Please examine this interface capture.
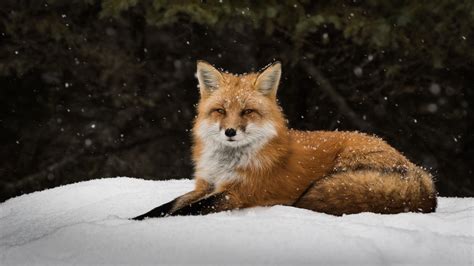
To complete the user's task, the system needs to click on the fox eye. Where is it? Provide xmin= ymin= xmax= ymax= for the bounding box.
xmin=242 ymin=109 xmax=254 ymax=115
xmin=214 ymin=108 xmax=225 ymax=114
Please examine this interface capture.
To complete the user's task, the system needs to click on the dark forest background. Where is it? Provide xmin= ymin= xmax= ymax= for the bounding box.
xmin=1 ymin=0 xmax=473 ymax=202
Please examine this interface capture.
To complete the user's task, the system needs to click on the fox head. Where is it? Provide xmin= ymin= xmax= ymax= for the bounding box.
xmin=194 ymin=61 xmax=286 ymax=148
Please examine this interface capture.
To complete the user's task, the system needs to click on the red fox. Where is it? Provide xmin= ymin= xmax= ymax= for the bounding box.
xmin=133 ymin=61 xmax=437 ymax=219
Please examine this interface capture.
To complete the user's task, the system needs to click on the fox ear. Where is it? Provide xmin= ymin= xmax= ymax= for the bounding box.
xmin=255 ymin=62 xmax=281 ymax=97
xmin=196 ymin=60 xmax=223 ymax=96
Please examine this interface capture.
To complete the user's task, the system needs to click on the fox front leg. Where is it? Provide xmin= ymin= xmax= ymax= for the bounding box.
xmin=132 ymin=179 xmax=212 ymax=220
xmin=132 ymin=190 xmax=208 ymax=220
xmin=132 ymin=199 xmax=175 ymax=220
xmin=170 ymin=192 xmax=236 ymax=216
xmin=132 ymin=192 xmax=230 ymax=219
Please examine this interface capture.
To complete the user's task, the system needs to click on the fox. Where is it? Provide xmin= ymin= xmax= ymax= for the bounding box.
xmin=133 ymin=60 xmax=437 ymax=220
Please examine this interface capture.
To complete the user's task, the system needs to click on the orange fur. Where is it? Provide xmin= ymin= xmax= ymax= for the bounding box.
xmin=134 ymin=61 xmax=437 ymax=220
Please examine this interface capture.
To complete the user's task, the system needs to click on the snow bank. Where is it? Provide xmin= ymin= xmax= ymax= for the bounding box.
xmin=0 ymin=177 xmax=473 ymax=265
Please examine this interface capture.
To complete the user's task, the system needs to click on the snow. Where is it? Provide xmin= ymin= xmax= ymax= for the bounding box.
xmin=1 ymin=178 xmax=473 ymax=265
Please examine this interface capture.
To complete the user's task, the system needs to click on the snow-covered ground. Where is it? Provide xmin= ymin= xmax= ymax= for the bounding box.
xmin=0 ymin=178 xmax=472 ymax=265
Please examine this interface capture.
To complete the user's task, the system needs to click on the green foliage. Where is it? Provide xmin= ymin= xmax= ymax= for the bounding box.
xmin=96 ymin=0 xmax=474 ymax=69
xmin=2 ymin=0 xmax=472 ymax=77
xmin=101 ymin=0 xmax=139 ymax=18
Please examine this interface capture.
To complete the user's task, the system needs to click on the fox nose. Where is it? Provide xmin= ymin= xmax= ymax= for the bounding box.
xmin=225 ymin=128 xmax=237 ymax=137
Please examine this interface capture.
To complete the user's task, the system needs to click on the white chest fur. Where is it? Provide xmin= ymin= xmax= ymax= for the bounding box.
xmin=195 ymin=143 xmax=257 ymax=185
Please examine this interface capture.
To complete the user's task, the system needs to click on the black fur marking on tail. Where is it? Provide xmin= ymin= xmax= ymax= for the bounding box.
xmin=292 ymin=180 xmax=317 ymax=207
